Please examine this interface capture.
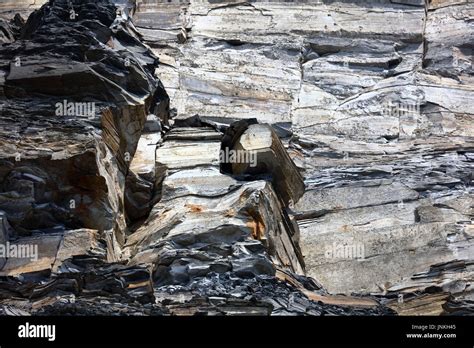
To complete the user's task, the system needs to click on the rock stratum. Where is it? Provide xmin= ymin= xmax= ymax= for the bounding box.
xmin=0 ymin=0 xmax=472 ymax=316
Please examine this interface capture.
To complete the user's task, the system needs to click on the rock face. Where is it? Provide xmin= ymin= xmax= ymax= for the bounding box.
xmin=0 ymin=0 xmax=169 ymax=254
xmin=0 ymin=0 xmax=472 ymax=316
xmin=0 ymin=0 xmax=399 ymax=316
xmin=129 ymin=0 xmax=473 ymax=309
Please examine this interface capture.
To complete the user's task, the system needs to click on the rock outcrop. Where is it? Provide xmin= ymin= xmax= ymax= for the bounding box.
xmin=0 ymin=0 xmax=400 ymax=316
xmin=129 ymin=0 xmax=473 ymax=312
xmin=0 ymin=0 xmax=168 ymax=254
xmin=0 ymin=0 xmax=472 ymax=316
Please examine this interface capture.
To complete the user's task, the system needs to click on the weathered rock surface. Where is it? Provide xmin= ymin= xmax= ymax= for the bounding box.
xmin=227 ymin=123 xmax=305 ymax=205
xmin=128 ymin=0 xmax=473 ymax=311
xmin=0 ymin=0 xmax=401 ymax=316
xmin=0 ymin=0 xmax=472 ymax=316
xmin=0 ymin=0 xmax=168 ymax=253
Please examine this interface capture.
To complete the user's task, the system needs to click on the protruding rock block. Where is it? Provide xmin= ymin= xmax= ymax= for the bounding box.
xmin=228 ymin=123 xmax=305 ymax=206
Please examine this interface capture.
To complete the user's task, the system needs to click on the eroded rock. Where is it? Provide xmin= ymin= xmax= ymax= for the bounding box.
xmin=0 ymin=0 xmax=471 ymax=316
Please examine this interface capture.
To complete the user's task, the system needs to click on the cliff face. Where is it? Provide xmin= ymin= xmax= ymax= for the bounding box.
xmin=133 ymin=0 xmax=473 ymax=303
xmin=0 ymin=0 xmax=472 ymax=316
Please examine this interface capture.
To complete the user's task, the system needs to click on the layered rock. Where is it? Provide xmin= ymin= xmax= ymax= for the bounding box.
xmin=125 ymin=126 xmax=305 ymax=280
xmin=126 ymin=0 xmax=473 ymax=309
xmin=124 ymin=117 xmax=163 ymax=223
xmin=0 ymin=0 xmax=168 ymax=275
xmin=0 ymin=0 xmax=168 ymax=257
xmin=0 ymin=0 xmax=472 ymax=316
xmin=0 ymin=0 xmax=398 ymax=316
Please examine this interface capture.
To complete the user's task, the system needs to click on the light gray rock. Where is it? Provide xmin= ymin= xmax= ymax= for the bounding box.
xmin=125 ymin=132 xmax=163 ymax=222
xmin=127 ymin=0 xmax=473 ymax=298
xmin=230 ymin=124 xmax=305 ymax=205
